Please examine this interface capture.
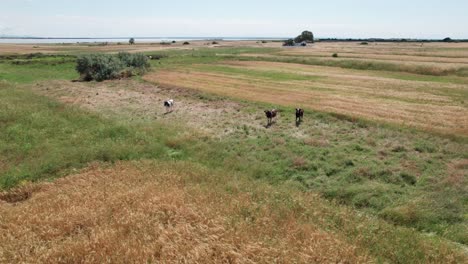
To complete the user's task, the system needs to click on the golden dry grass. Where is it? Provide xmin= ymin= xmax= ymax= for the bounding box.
xmin=145 ymin=62 xmax=468 ymax=136
xmin=0 ymin=161 xmax=372 ymax=263
xmin=280 ymin=42 xmax=468 ymax=59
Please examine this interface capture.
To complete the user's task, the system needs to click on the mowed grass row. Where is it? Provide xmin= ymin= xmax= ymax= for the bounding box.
xmin=148 ymin=67 xmax=468 ymax=136
xmin=237 ymin=53 xmax=468 ymax=77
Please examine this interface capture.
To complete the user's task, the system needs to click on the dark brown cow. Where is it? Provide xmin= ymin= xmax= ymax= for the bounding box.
xmin=264 ymin=109 xmax=277 ymax=125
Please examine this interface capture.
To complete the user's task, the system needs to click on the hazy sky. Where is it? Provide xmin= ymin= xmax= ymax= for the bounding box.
xmin=1 ymin=0 xmax=467 ymax=38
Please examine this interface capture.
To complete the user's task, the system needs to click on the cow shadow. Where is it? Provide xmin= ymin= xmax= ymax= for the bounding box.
xmin=295 ymin=119 xmax=303 ymax=127
xmin=265 ymin=120 xmax=277 ymax=128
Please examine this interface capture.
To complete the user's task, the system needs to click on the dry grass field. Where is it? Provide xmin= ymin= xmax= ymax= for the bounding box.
xmin=141 ymin=41 xmax=468 ymax=136
xmin=147 ymin=61 xmax=467 ymax=136
xmin=0 ymin=161 xmax=372 ymax=263
xmin=0 ymin=40 xmax=277 ymax=55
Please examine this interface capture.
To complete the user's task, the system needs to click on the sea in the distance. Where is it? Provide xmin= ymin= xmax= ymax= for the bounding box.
xmin=0 ymin=37 xmax=284 ymax=44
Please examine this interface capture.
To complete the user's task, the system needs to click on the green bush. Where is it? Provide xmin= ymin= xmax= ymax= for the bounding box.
xmin=76 ymin=54 xmax=123 ymax=81
xmin=283 ymin=39 xmax=295 ymax=46
xmin=76 ymin=53 xmax=150 ymax=82
xmin=117 ymin=52 xmax=151 ymax=73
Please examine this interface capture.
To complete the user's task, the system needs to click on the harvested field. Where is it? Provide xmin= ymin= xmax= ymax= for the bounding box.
xmin=145 ymin=61 xmax=468 ymax=136
xmin=279 ymin=42 xmax=468 ymax=59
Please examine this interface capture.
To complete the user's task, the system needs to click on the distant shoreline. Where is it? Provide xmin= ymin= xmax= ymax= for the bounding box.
xmin=0 ymin=37 xmax=286 ymax=44
xmin=1 ymin=36 xmax=467 ymax=44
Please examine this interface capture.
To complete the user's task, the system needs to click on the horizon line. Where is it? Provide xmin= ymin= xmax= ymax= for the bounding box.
xmin=1 ymin=36 xmax=465 ymax=40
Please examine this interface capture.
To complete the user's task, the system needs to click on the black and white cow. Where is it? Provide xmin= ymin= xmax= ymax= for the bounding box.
xmin=164 ymin=99 xmax=174 ymax=112
xmin=295 ymin=108 xmax=304 ymax=122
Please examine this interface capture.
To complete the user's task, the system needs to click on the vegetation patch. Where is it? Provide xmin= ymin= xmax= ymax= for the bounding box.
xmin=76 ymin=52 xmax=150 ymax=81
xmin=0 ymin=84 xmax=172 ymax=189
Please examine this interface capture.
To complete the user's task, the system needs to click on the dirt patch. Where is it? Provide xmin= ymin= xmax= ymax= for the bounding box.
xmin=0 ymin=185 xmax=40 ymax=203
xmin=31 ymin=79 xmax=279 ymax=137
xmin=445 ymin=159 xmax=468 ymax=188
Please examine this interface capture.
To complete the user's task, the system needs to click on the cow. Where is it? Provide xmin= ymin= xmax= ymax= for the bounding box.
xmin=264 ymin=109 xmax=277 ymax=126
xmin=164 ymin=99 xmax=174 ymax=113
xmin=295 ymin=108 xmax=304 ymax=122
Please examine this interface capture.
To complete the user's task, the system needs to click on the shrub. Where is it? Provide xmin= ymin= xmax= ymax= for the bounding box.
xmin=76 ymin=54 xmax=123 ymax=81
xmin=76 ymin=52 xmax=150 ymax=82
xmin=129 ymin=38 xmax=135 ymax=45
xmin=360 ymin=42 xmax=369 ymax=45
xmin=212 ymin=41 xmax=219 ymax=45
xmin=117 ymin=52 xmax=150 ymax=70
xmin=283 ymin=39 xmax=295 ymax=46
xmin=332 ymin=53 xmax=338 ymax=58
xmin=183 ymin=41 xmax=190 ymax=45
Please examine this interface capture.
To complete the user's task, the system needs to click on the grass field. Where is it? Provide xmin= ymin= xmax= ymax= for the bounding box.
xmin=0 ymin=41 xmax=467 ymax=262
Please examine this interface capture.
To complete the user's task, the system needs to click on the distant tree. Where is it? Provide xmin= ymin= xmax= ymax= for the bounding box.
xmin=283 ymin=39 xmax=295 ymax=46
xmin=294 ymin=30 xmax=314 ymax=43
xmin=443 ymin=37 xmax=452 ymax=42
xmin=129 ymin=38 xmax=135 ymax=45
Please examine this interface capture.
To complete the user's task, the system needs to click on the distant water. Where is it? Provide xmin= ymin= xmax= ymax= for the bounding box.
xmin=0 ymin=37 xmax=284 ymax=44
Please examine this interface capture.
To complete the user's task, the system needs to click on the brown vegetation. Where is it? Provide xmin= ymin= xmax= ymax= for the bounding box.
xmin=0 ymin=161 xmax=372 ymax=263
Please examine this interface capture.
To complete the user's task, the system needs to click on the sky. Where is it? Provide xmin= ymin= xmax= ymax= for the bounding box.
xmin=1 ymin=0 xmax=467 ymax=39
